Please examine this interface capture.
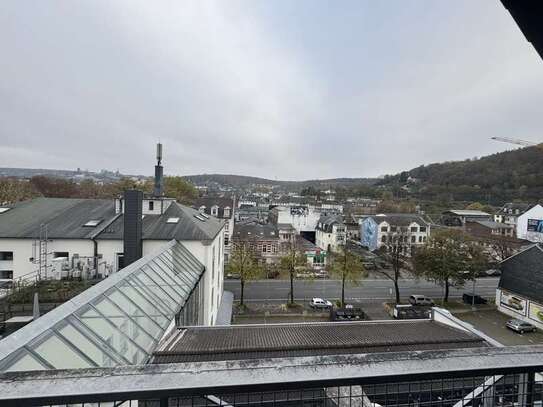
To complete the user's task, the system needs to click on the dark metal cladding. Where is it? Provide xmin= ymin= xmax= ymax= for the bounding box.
xmin=123 ymin=189 xmax=143 ymax=267
xmin=154 ymin=164 xmax=163 ymax=197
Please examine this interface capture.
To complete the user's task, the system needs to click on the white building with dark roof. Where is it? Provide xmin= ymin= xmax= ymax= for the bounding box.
xmin=193 ymin=196 xmax=235 ymax=263
xmin=360 ymin=213 xmax=429 ymax=252
xmin=315 ymin=214 xmax=346 ymax=253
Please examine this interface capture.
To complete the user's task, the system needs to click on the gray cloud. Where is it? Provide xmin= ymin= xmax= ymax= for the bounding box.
xmin=1 ymin=1 xmax=542 ymax=180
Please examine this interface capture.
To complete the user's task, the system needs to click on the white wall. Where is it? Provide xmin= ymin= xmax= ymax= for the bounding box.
xmin=0 ymin=238 xmax=96 ymax=279
xmin=517 ymin=205 xmax=543 ymax=242
xmin=275 ymin=207 xmax=322 ymax=233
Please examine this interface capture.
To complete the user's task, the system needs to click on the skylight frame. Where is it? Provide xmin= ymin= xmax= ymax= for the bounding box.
xmin=166 ymin=217 xmax=180 ymax=224
xmin=83 ymin=219 xmax=103 ymax=227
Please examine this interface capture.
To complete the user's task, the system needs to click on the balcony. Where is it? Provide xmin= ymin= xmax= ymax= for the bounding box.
xmin=1 ymin=346 xmax=543 ymax=406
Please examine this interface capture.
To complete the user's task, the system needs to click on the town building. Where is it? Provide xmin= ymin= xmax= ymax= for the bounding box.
xmin=465 ymin=220 xmax=515 ymax=238
xmin=193 ymin=196 xmax=235 ymax=263
xmin=0 ymin=145 xmax=225 ymax=326
xmin=232 ymin=222 xmax=279 ymax=265
xmin=494 ymin=202 xmax=533 ymax=230
xmin=360 ymin=213 xmax=430 ymax=252
xmin=441 ymin=210 xmax=493 ymax=227
xmin=496 ymin=244 xmax=543 ymax=329
xmin=315 ymin=214 xmax=346 ymax=253
xmin=514 ymin=204 xmax=543 ymax=242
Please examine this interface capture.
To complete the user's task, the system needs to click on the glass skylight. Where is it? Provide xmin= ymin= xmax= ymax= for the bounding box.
xmin=0 ymin=208 xmax=11 ymax=214
xmin=0 ymin=240 xmax=204 ymax=372
xmin=167 ymin=217 xmax=180 ymax=224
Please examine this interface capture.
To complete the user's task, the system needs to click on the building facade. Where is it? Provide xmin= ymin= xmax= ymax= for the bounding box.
xmin=315 ymin=215 xmax=346 ymax=253
xmin=360 ymin=214 xmax=429 ymax=253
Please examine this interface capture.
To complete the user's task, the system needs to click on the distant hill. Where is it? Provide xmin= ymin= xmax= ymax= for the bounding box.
xmin=379 ymin=146 xmax=543 ymax=204
xmin=184 ymin=173 xmax=378 ymax=190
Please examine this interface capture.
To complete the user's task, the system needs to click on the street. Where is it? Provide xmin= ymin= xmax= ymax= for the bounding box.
xmin=224 ymin=277 xmax=500 ymax=303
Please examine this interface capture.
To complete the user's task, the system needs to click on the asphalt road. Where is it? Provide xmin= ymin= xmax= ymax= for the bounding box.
xmin=224 ymin=277 xmax=500 ymax=303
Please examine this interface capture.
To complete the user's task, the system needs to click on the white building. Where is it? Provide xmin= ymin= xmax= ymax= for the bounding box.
xmin=0 ymin=195 xmax=225 ymax=326
xmin=269 ymin=206 xmax=324 ymax=234
xmin=193 ymin=196 xmax=235 ymax=263
xmin=315 ymin=215 xmax=346 ymax=253
xmin=360 ymin=213 xmax=430 ymax=252
xmin=494 ymin=202 xmax=533 ymax=231
xmin=515 ymin=204 xmax=543 ymax=242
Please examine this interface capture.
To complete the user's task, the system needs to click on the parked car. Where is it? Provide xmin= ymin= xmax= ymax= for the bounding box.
xmin=393 ymin=304 xmax=431 ymax=320
xmin=506 ymin=319 xmax=537 ymax=334
xmin=408 ymin=295 xmax=434 ymax=306
xmin=310 ymin=297 xmax=333 ymax=309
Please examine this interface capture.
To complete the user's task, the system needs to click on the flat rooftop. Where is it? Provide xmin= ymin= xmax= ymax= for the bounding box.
xmin=152 ymin=320 xmax=487 ymax=363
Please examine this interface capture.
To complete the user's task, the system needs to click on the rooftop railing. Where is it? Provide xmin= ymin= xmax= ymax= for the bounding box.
xmin=1 ymin=345 xmax=543 ymax=406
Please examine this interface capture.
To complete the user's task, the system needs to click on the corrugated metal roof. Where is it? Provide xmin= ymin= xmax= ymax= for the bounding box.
xmin=152 ymin=320 xmax=487 ymax=363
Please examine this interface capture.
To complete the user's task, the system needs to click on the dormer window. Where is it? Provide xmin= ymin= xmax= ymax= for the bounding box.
xmin=224 ymin=207 xmax=231 ymax=218
xmin=211 ymin=205 xmax=219 ymax=216
xmin=199 ymin=205 xmax=206 ymax=214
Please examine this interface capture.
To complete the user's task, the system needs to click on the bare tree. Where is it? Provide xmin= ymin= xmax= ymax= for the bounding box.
xmin=227 ymin=242 xmax=261 ymax=307
xmin=375 ymin=231 xmax=412 ymax=304
xmin=328 ymin=244 xmax=366 ymax=307
xmin=279 ymin=238 xmax=308 ymax=306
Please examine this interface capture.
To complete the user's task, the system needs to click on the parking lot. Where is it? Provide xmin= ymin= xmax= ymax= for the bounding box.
xmin=456 ymin=309 xmax=543 ymax=345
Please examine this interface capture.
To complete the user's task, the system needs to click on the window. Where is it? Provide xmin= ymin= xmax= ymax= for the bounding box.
xmin=381 ymin=226 xmax=388 ymax=232
xmin=390 ymin=226 xmax=397 ymax=232
xmin=83 ymin=219 xmax=102 ymax=227
xmin=224 ymin=207 xmax=231 ymax=218
xmin=410 ymin=226 xmax=418 ymax=232
xmin=381 ymin=236 xmax=387 ymax=243
xmin=0 ymin=251 xmax=13 ymax=261
xmin=224 ymin=237 xmax=229 ymax=246
xmin=53 ymin=252 xmax=69 ymax=259
xmin=0 ymin=270 xmax=13 ymax=279
xmin=167 ymin=217 xmax=180 ymax=224
xmin=418 ymin=236 xmax=423 ymax=243
xmin=419 ymin=226 xmax=427 ymax=232
xmin=411 ymin=235 xmax=416 ymax=243
xmin=211 ymin=206 xmax=219 ymax=216
xmin=148 ymin=201 xmax=154 ymax=211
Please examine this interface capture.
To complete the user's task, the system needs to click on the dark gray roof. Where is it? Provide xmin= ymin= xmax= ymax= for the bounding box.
xmin=192 ymin=196 xmax=234 ymax=219
xmin=0 ymin=198 xmax=223 ymax=242
xmin=499 ymin=244 xmax=543 ymax=303
xmin=316 ymin=214 xmax=343 ymax=232
xmin=497 ymin=202 xmax=533 ymax=215
xmin=368 ymin=213 xmax=429 ymax=227
xmin=233 ymin=223 xmax=277 ymax=240
xmin=97 ymin=202 xmax=223 ymax=241
xmin=0 ymin=198 xmax=116 ymax=239
xmin=151 ymin=320 xmax=487 ymax=363
xmin=474 ymin=220 xmax=513 ymax=229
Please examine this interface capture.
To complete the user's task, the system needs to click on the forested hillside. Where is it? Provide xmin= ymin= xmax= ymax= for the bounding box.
xmin=380 ymin=147 xmax=543 ymax=203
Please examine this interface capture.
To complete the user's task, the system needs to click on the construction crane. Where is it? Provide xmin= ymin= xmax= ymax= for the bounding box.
xmin=491 ymin=137 xmax=540 ymax=147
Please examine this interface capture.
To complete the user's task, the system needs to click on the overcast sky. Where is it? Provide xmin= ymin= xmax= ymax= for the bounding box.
xmin=1 ymin=1 xmax=543 ymax=180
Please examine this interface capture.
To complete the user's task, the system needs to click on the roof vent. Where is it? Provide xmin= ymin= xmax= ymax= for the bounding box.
xmin=0 ymin=208 xmax=10 ymax=214
xmin=194 ymin=215 xmax=206 ymax=222
xmin=83 ymin=219 xmax=102 ymax=227
xmin=167 ymin=217 xmax=180 ymax=224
